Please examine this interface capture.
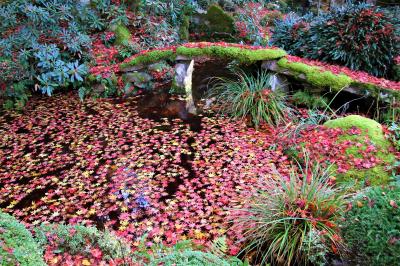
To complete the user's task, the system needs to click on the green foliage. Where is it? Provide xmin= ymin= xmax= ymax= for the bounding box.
xmin=1 ymin=81 xmax=31 ymax=110
xmin=277 ymin=58 xmax=353 ymax=91
xmin=324 ymin=115 xmax=396 ymax=186
xmin=291 ymin=90 xmax=328 ymax=109
xmin=394 ymin=64 xmax=400 ymax=81
xmin=342 ymin=185 xmax=400 ymax=265
xmin=389 ymin=122 xmax=400 ymax=151
xmin=0 ymin=211 xmax=45 ymax=266
xmin=34 ymin=223 xmax=131 ymax=261
xmin=179 ymin=14 xmax=190 ymax=41
xmin=209 ymin=71 xmax=290 ymax=127
xmin=230 ymin=157 xmax=345 ymax=265
xmin=133 ymin=236 xmax=246 ymax=266
xmin=273 ymin=3 xmax=399 ymax=77
xmin=0 ymin=0 xmax=122 ymax=108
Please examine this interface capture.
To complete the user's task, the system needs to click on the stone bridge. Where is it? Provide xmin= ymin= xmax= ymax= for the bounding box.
xmin=119 ymin=42 xmax=400 ymax=113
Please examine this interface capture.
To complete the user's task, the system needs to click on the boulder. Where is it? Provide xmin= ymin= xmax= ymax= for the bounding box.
xmin=324 ymin=115 xmax=396 ymax=186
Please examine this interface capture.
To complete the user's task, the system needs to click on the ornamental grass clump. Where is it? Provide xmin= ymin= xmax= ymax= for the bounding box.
xmin=209 ymin=71 xmax=289 ymax=128
xmin=230 ymin=158 xmax=345 ymax=265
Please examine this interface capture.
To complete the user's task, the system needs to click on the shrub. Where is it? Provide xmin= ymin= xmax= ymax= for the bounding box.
xmin=133 ymin=237 xmax=247 ymax=266
xmin=342 ymin=186 xmax=400 ymax=265
xmin=34 ymin=223 xmax=131 ymax=263
xmin=0 ymin=0 xmax=131 ymax=108
xmin=273 ymin=3 xmax=398 ymax=77
xmin=230 ymin=158 xmax=345 ymax=265
xmin=235 ymin=3 xmax=272 ymax=45
xmin=209 ymin=71 xmax=290 ymax=128
xmin=0 ymin=211 xmax=45 ymax=266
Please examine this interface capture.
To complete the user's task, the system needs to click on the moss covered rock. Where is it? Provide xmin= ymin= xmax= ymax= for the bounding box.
xmin=114 ymin=24 xmax=132 ymax=45
xmin=324 ymin=115 xmax=396 ymax=186
xmin=190 ymin=4 xmax=235 ymax=41
xmin=205 ymin=5 xmax=235 ymax=34
xmin=277 ymin=58 xmax=353 ymax=91
xmin=0 ymin=211 xmax=45 ymax=265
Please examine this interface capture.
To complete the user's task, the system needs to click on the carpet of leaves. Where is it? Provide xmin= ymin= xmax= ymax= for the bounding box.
xmin=0 ymin=93 xmax=292 ymax=250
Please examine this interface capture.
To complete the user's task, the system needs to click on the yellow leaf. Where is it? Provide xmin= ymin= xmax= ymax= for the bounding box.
xmin=82 ymin=259 xmax=91 ymax=266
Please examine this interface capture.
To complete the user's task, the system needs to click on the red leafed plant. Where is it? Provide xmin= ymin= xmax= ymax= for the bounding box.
xmin=229 ymin=153 xmax=345 ymax=266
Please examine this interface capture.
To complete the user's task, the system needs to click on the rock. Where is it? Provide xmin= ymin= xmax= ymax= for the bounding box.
xmin=120 ymin=64 xmax=146 ymax=73
xmin=148 ymin=61 xmax=169 ymax=72
xmin=324 ymin=115 xmax=396 ymax=186
xmin=184 ymin=60 xmax=197 ymax=115
xmin=174 ymin=63 xmax=190 ymax=89
xmin=190 ymin=4 xmax=235 ymax=41
xmin=176 ymin=55 xmax=192 ymax=61
xmin=122 ymin=72 xmax=153 ymax=90
xmin=270 ymin=74 xmax=289 ymax=93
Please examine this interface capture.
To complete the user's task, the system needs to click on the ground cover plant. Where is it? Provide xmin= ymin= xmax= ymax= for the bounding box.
xmin=1 ymin=0 xmax=400 ymax=265
xmin=342 ymin=185 xmax=400 ymax=265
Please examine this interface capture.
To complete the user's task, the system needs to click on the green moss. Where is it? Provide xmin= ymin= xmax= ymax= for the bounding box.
xmin=121 ymin=46 xmax=286 ymax=70
xmin=325 ymin=115 xmax=390 ymax=148
xmin=0 ymin=211 xmax=46 ymax=266
xmin=277 ymin=58 xmax=353 ymax=91
xmin=324 ymin=115 xmax=396 ymax=186
xmin=120 ymin=50 xmax=175 ymax=69
xmin=176 ymin=46 xmax=286 ymax=63
xmin=114 ymin=24 xmax=132 ymax=45
xmin=205 ymin=5 xmax=235 ymax=34
xmin=307 ymin=71 xmax=352 ymax=91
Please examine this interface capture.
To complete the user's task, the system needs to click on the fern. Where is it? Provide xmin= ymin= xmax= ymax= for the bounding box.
xmin=210 ymin=236 xmax=228 ymax=258
xmin=150 ymin=250 xmax=231 ymax=266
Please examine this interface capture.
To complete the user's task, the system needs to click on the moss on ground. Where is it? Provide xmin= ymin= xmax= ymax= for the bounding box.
xmin=114 ymin=24 xmax=132 ymax=45
xmin=0 ymin=211 xmax=46 ymax=266
xmin=324 ymin=115 xmax=396 ymax=186
xmin=277 ymin=58 xmax=353 ymax=91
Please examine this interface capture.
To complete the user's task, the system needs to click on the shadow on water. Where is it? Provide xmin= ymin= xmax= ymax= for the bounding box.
xmin=136 ymin=91 xmax=203 ymax=132
xmin=13 ymin=185 xmax=57 ymax=210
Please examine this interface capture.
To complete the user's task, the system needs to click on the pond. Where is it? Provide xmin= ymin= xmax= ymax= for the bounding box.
xmin=0 ymin=92 xmax=290 ymax=245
